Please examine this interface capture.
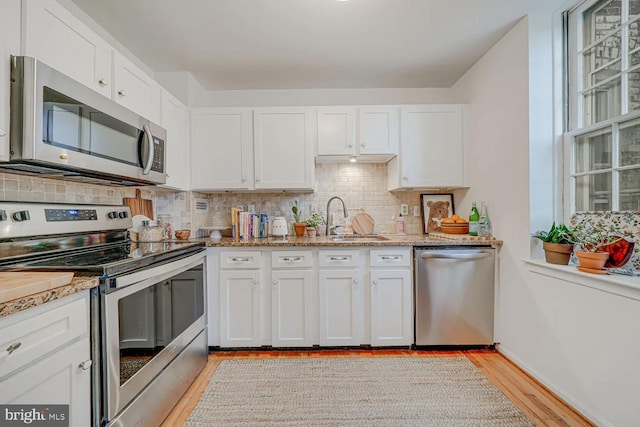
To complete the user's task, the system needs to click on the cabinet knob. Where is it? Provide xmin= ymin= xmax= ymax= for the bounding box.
xmin=372 ymin=280 xmax=378 ymax=286
xmin=242 ymin=177 xmax=246 ymax=182
xmin=353 ymin=279 xmax=359 ymax=285
xmin=98 ymin=78 xmax=108 ymax=86
xmin=255 ymin=177 xmax=260 ymax=182
xmin=402 ymin=176 xmax=408 ymax=181
xmin=347 ymin=144 xmax=353 ymax=148
xmin=79 ymin=360 xmax=93 ymax=370
xmin=118 ymin=90 xmax=126 ymax=97
xmin=60 ymin=153 xmax=68 ymax=160
xmin=0 ymin=128 xmax=5 ymax=137
xmin=253 ymin=279 xmax=258 ymax=285
xmin=361 ymin=143 xmax=366 ymax=148
xmin=6 ymin=342 xmax=21 ymax=355
xmin=272 ymin=280 xmax=278 ymax=286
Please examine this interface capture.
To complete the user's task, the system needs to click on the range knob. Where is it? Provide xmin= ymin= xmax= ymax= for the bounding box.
xmin=107 ymin=211 xmax=119 ymax=219
xmin=0 ymin=210 xmax=6 ymax=221
xmin=12 ymin=210 xmax=30 ymax=222
xmin=118 ymin=211 xmax=129 ymax=219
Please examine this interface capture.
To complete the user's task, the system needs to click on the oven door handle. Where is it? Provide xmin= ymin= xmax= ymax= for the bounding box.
xmin=112 ymin=250 xmax=205 ymax=289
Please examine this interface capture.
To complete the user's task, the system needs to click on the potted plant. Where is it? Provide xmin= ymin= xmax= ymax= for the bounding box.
xmin=305 ymin=211 xmax=325 ymax=238
xmin=531 ymin=222 xmax=575 ymax=265
xmin=291 ymin=200 xmax=307 ymax=237
xmin=570 ymin=221 xmax=632 ymax=272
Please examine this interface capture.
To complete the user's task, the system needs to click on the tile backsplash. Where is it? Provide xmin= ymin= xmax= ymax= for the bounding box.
xmin=0 ymin=164 xmax=452 ymax=236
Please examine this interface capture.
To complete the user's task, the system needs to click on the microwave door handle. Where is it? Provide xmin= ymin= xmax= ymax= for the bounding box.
xmin=142 ymin=125 xmax=154 ymax=175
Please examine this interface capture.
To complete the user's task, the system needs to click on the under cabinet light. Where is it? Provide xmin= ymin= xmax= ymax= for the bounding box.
xmin=349 ymin=156 xmax=357 ymax=163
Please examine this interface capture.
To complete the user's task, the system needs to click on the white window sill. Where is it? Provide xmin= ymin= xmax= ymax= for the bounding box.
xmin=523 ymin=259 xmax=640 ymax=302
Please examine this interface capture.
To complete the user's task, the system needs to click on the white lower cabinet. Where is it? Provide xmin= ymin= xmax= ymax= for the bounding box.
xmin=212 ymin=247 xmax=413 ymax=348
xmin=318 ymin=249 xmax=364 ymax=346
xmin=218 ymin=251 xmax=262 ymax=347
xmin=369 ymin=249 xmax=413 ymax=346
xmin=271 ymin=251 xmax=314 ymax=347
xmin=0 ymin=291 xmax=91 ymax=427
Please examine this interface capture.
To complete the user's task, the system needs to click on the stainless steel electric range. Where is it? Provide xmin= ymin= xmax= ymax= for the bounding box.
xmin=0 ymin=202 xmax=208 ymax=427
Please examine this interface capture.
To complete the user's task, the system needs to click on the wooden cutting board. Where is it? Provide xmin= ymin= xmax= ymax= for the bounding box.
xmin=123 ymin=189 xmax=154 ymax=220
xmin=352 ymin=212 xmax=375 ymax=235
xmin=0 ymin=272 xmax=75 ymax=303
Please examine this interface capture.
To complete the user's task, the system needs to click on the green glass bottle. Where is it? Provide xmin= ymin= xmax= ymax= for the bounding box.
xmin=468 ymin=202 xmax=480 ymax=236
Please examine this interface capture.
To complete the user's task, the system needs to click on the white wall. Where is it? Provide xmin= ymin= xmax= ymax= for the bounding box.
xmin=451 ymin=15 xmax=640 ymax=427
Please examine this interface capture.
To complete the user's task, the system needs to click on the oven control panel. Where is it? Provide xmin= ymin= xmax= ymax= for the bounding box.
xmin=45 ymin=209 xmax=98 ymax=222
xmin=0 ymin=203 xmax=133 ymax=239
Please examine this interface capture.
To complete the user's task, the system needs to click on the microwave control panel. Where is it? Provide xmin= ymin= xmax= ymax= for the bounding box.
xmin=152 ymin=138 xmax=165 ymax=173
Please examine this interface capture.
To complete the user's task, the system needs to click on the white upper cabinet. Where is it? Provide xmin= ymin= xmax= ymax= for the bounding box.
xmin=191 ymin=108 xmax=254 ymax=191
xmin=317 ymin=107 xmax=357 ymax=156
xmin=316 ymin=106 xmax=398 ymax=162
xmin=253 ymin=107 xmax=315 ymax=191
xmin=160 ymin=90 xmax=190 ymax=190
xmin=358 ymin=106 xmax=398 ymax=157
xmin=23 ymin=0 xmax=112 ymax=97
xmin=113 ymin=52 xmax=161 ymax=124
xmin=388 ymin=105 xmax=466 ymax=190
xmin=0 ymin=0 xmax=20 ymax=162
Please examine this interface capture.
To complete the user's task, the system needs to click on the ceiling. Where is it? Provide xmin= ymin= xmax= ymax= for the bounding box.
xmin=68 ymin=0 xmax=563 ymax=91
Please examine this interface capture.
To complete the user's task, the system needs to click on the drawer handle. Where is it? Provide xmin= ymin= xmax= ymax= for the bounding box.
xmin=230 ymin=257 xmax=251 ymax=262
xmin=330 ymin=256 xmax=349 ymax=261
xmin=282 ymin=257 xmax=302 ymax=262
xmin=380 ymin=256 xmax=400 ymax=260
xmin=6 ymin=342 xmax=21 ymax=355
xmin=79 ymin=360 xmax=92 ymax=370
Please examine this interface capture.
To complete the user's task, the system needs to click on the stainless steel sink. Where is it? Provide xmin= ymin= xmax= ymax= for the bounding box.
xmin=328 ymin=235 xmax=389 ymax=242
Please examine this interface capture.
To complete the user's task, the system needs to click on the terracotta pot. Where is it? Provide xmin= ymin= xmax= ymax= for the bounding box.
xmin=575 ymin=250 xmax=609 ymax=270
xmin=542 ymin=242 xmax=573 ymax=265
xmin=293 ymin=222 xmax=307 ymax=237
xmin=306 ymin=227 xmax=317 ymax=237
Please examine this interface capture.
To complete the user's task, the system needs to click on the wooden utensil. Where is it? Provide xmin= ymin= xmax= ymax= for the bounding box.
xmin=123 ymin=189 xmax=154 ymax=220
xmin=352 ymin=212 xmax=375 ymax=235
xmin=0 ymin=272 xmax=74 ymax=303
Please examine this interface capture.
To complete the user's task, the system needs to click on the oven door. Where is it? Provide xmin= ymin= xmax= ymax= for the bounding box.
xmin=102 ymin=250 xmax=206 ymax=421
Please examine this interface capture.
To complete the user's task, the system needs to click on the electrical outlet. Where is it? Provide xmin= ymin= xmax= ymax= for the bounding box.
xmin=236 ymin=205 xmax=244 ymax=211
xmin=248 ymin=204 xmax=256 ymax=213
xmin=413 ymin=206 xmax=421 ymax=217
xmin=400 ymin=204 xmax=409 ymax=216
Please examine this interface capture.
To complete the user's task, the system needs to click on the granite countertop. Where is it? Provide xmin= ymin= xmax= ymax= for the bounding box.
xmin=0 ymin=275 xmax=99 ymax=318
xmin=201 ymin=233 xmax=503 ymax=247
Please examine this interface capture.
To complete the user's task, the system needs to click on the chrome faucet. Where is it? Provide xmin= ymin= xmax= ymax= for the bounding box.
xmin=326 ymin=196 xmax=348 ymax=236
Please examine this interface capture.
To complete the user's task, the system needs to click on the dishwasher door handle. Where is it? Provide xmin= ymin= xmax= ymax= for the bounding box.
xmin=420 ymin=252 xmax=493 ymax=260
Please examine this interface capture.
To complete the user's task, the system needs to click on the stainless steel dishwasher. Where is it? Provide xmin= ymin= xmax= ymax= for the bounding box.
xmin=414 ymin=246 xmax=495 ymax=346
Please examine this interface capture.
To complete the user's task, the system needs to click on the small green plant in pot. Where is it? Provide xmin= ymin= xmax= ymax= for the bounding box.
xmin=305 ymin=211 xmax=325 ymax=237
xmin=531 ymin=222 xmax=575 ymax=265
xmin=291 ymin=200 xmax=307 ymax=237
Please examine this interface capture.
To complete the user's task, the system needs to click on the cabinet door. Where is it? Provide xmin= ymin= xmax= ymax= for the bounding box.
xmin=358 ymin=106 xmax=398 ymax=155
xmin=254 ymin=108 xmax=315 ymax=190
xmin=0 ymin=338 xmax=91 ymax=427
xmin=318 ymin=269 xmax=363 ymax=346
xmin=271 ymin=269 xmax=314 ymax=347
xmin=191 ymin=108 xmax=254 ymax=190
xmin=317 ymin=107 xmax=356 ymax=156
xmin=23 ymin=0 xmax=111 ymax=97
xmin=370 ymin=269 xmax=412 ymax=346
xmin=0 ymin=0 xmax=20 ymax=161
xmin=219 ymin=270 xmax=261 ymax=347
xmin=113 ymin=52 xmax=161 ymax=123
xmin=399 ymin=105 xmax=464 ymax=187
xmin=161 ymin=90 xmax=191 ymax=190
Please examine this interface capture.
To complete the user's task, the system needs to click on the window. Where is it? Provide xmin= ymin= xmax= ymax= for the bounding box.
xmin=567 ymin=0 xmax=640 ymax=211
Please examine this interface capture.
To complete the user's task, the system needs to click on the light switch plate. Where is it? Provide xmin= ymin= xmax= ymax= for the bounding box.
xmin=413 ymin=206 xmax=421 ymax=217
xmin=400 ymin=204 xmax=409 ymax=216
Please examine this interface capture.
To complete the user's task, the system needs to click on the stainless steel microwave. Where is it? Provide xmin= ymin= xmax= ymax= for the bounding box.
xmin=5 ymin=56 xmax=166 ymax=186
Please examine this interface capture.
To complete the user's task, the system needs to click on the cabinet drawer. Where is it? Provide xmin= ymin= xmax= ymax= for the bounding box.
xmin=271 ymin=251 xmax=313 ymax=268
xmin=319 ymin=250 xmax=361 ymax=268
xmin=0 ymin=292 xmax=88 ymax=379
xmin=220 ymin=251 xmax=261 ymax=269
xmin=370 ymin=248 xmax=411 ymax=267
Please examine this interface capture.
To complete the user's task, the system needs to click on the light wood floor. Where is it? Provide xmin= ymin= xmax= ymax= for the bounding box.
xmin=161 ymin=349 xmax=593 ymax=427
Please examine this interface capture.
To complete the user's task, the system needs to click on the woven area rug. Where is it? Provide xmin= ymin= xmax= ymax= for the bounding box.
xmin=185 ymin=357 xmax=534 ymax=426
